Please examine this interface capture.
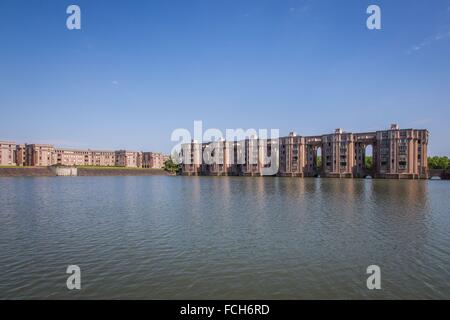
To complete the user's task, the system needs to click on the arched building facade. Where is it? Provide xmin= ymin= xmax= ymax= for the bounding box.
xmin=181 ymin=124 xmax=429 ymax=179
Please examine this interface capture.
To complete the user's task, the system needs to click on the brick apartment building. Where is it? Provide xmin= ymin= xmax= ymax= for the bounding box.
xmin=0 ymin=141 xmax=16 ymax=166
xmin=0 ymin=142 xmax=168 ymax=169
xmin=142 ymin=152 xmax=168 ymax=169
xmin=181 ymin=125 xmax=429 ymax=179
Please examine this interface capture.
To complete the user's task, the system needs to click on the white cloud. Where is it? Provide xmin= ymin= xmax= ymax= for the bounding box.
xmin=407 ymin=29 xmax=450 ymax=54
xmin=435 ymin=30 xmax=450 ymax=40
xmin=112 ymin=80 xmax=119 ymax=85
xmin=289 ymin=0 xmax=312 ymax=14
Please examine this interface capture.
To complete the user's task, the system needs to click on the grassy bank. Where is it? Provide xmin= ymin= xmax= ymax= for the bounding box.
xmin=0 ymin=165 xmax=35 ymax=168
xmin=0 ymin=167 xmax=54 ymax=177
xmin=77 ymin=167 xmax=169 ymax=176
xmin=0 ymin=166 xmax=170 ymax=177
xmin=76 ymin=165 xmax=157 ymax=170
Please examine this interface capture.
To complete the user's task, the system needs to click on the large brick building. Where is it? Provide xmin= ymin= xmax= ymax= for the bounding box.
xmin=25 ymin=144 xmax=54 ymax=167
xmin=0 ymin=141 xmax=16 ymax=166
xmin=181 ymin=125 xmax=429 ymax=179
xmin=0 ymin=141 xmax=168 ymax=169
xmin=142 ymin=152 xmax=168 ymax=169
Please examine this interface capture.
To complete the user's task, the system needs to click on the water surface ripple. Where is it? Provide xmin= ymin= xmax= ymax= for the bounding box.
xmin=0 ymin=177 xmax=449 ymax=299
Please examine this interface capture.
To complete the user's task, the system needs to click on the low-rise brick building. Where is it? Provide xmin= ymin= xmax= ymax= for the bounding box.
xmin=0 ymin=141 xmax=167 ymax=169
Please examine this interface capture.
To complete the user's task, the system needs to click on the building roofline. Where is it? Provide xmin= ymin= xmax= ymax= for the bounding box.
xmin=54 ymin=148 xmax=116 ymax=153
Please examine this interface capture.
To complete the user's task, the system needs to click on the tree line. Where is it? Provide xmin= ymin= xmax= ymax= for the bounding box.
xmin=428 ymin=156 xmax=449 ymax=170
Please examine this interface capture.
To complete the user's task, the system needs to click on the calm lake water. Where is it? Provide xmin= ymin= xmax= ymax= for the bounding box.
xmin=0 ymin=176 xmax=449 ymax=299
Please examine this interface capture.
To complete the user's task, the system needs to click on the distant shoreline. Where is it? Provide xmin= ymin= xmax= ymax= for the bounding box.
xmin=0 ymin=167 xmax=170 ymax=177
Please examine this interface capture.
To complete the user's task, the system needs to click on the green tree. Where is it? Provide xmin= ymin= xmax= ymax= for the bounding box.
xmin=439 ymin=156 xmax=449 ymax=169
xmin=428 ymin=156 xmax=449 ymax=169
xmin=365 ymin=156 xmax=373 ymax=170
xmin=428 ymin=156 xmax=438 ymax=169
xmin=316 ymin=155 xmax=322 ymax=168
xmin=163 ymin=157 xmax=181 ymax=174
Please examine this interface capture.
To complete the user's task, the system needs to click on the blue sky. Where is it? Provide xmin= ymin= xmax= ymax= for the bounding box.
xmin=0 ymin=0 xmax=449 ymax=155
